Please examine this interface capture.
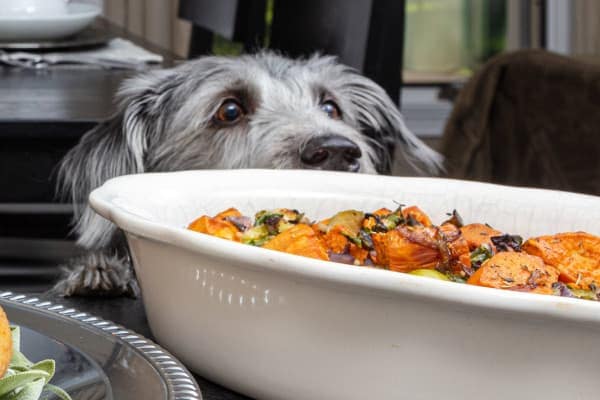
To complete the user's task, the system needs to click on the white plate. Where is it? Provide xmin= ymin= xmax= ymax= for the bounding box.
xmin=89 ymin=170 xmax=600 ymax=400
xmin=0 ymin=3 xmax=101 ymax=41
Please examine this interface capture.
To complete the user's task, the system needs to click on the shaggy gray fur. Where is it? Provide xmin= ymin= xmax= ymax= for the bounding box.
xmin=53 ymin=251 xmax=139 ymax=297
xmin=55 ymin=52 xmax=443 ymax=297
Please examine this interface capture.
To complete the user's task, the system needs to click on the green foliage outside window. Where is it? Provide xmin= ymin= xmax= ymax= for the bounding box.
xmin=212 ymin=0 xmax=274 ymax=55
xmin=211 ymin=0 xmax=506 ymax=77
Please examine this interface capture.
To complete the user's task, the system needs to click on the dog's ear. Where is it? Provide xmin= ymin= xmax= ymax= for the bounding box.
xmin=340 ymin=71 xmax=443 ymax=175
xmin=57 ymin=69 xmax=180 ymax=248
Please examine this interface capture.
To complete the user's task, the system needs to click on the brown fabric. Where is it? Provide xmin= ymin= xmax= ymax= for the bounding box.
xmin=441 ymin=49 xmax=600 ymax=196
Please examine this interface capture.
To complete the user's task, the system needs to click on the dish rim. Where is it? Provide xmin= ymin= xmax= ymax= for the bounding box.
xmin=89 ymin=169 xmax=600 ymax=325
xmin=0 ymin=3 xmax=101 ymax=22
xmin=0 ymin=291 xmax=203 ymax=400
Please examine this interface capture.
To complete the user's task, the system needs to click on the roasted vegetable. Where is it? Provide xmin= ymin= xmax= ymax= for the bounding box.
xmin=255 ymin=208 xmax=306 ymax=232
xmin=439 ymin=223 xmax=471 ymax=274
xmin=372 ymin=227 xmax=440 ymax=272
xmin=467 ymin=252 xmax=559 ymax=293
xmin=189 ymin=206 xmax=600 ymax=302
xmin=0 ymin=306 xmax=11 ymax=378
xmin=321 ymin=210 xmax=364 ymax=236
xmin=263 ymin=224 xmax=329 ymax=261
xmin=363 ymin=208 xmax=394 ymax=230
xmin=552 ymin=282 xmax=599 ymax=300
xmin=317 ymin=210 xmax=365 ymax=263
xmin=469 ymin=244 xmax=494 ymax=270
xmin=490 ymin=234 xmax=523 ymax=252
xmin=322 ymin=227 xmax=350 ymax=254
xmin=348 ymin=243 xmax=370 ymax=264
xmin=460 ymin=223 xmax=502 ymax=250
xmin=240 ymin=208 xmax=307 ymax=246
xmin=409 ymin=269 xmax=450 ymax=281
xmin=317 ymin=210 xmax=364 ymax=247
xmin=188 ymin=207 xmax=243 ymax=241
xmin=401 ymin=206 xmax=432 ymax=227
xmin=240 ymin=224 xmax=271 ymax=246
xmin=523 ymin=232 xmax=600 ymax=290
xmin=442 ymin=209 xmax=464 ymax=228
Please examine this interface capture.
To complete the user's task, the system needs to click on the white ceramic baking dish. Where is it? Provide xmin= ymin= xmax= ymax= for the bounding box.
xmin=90 ymin=169 xmax=600 ymax=400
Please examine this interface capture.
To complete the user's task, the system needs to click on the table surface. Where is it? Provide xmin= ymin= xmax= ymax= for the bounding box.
xmin=0 ymin=19 xmax=178 ymax=125
xmin=0 ymin=66 xmax=127 ymax=124
xmin=1 ymin=19 xmax=250 ymax=400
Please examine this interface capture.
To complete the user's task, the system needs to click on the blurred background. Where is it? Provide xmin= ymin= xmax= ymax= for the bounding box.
xmin=101 ymin=0 xmax=600 ymax=142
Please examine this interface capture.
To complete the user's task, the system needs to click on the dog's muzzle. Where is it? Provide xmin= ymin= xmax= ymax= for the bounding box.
xmin=300 ymin=134 xmax=362 ymax=172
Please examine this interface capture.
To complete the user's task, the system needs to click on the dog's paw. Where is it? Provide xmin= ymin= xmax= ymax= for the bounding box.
xmin=52 ymin=251 xmax=140 ymax=298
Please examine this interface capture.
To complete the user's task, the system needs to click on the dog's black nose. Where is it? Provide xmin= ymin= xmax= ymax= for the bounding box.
xmin=300 ymin=134 xmax=362 ymax=172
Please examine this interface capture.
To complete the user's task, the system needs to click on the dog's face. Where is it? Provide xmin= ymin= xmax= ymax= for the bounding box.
xmin=59 ymin=52 xmax=442 ymax=248
xmin=119 ymin=52 xmax=441 ymax=175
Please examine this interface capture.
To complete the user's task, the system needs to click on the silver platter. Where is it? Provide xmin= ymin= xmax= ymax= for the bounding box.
xmin=0 ymin=292 xmax=202 ymax=400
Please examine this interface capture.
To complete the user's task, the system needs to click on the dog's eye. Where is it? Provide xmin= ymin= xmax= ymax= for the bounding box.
xmin=215 ymin=100 xmax=244 ymax=123
xmin=320 ymin=100 xmax=342 ymax=120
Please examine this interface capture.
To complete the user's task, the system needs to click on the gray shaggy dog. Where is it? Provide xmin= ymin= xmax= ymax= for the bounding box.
xmin=54 ymin=51 xmax=442 ymax=297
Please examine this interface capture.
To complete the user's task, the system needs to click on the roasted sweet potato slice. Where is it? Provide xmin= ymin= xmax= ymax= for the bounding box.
xmin=523 ymin=232 xmax=600 ymax=289
xmin=440 ymin=223 xmax=471 ymax=273
xmin=322 ymin=227 xmax=352 ymax=255
xmin=467 ymin=252 xmax=559 ymax=293
xmin=440 ymin=224 xmax=469 ymax=256
xmin=349 ymin=243 xmax=370 ymax=264
xmin=319 ymin=210 xmax=364 ymax=251
xmin=214 ymin=207 xmax=243 ymax=219
xmin=372 ymin=208 xmax=393 ymax=217
xmin=0 ymin=306 xmax=11 ymax=378
xmin=372 ymin=227 xmax=440 ymax=272
xmin=460 ymin=223 xmax=502 ymax=250
xmin=317 ymin=210 xmax=366 ymax=260
xmin=263 ymin=223 xmax=329 ymax=261
xmin=188 ymin=207 xmax=243 ymax=241
xmin=401 ymin=206 xmax=432 ymax=227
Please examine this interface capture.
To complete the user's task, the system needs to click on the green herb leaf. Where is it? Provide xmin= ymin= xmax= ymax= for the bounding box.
xmin=470 ymin=244 xmax=493 ymax=270
xmin=44 ymin=384 xmax=72 ymax=400
xmin=27 ymin=361 xmax=54 ymax=385
xmin=409 ymin=269 xmax=450 ymax=281
xmin=0 ymin=377 xmax=45 ymax=400
xmin=10 ymin=327 xmax=21 ymax=354
xmin=254 ymin=211 xmax=283 ymax=226
xmin=0 ymin=327 xmax=72 ymax=400
xmin=0 ymin=371 xmax=50 ymax=397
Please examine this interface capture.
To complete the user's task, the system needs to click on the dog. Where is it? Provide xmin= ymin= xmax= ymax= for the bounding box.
xmin=53 ymin=51 xmax=443 ymax=297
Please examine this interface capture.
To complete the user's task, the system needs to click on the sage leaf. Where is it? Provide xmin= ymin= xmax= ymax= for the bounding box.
xmin=9 ymin=327 xmax=19 ymax=354
xmin=0 ymin=378 xmax=45 ymax=400
xmin=0 ymin=371 xmax=49 ymax=397
xmin=27 ymin=361 xmax=54 ymax=385
xmin=0 ymin=327 xmax=72 ymax=400
xmin=44 ymin=384 xmax=72 ymax=400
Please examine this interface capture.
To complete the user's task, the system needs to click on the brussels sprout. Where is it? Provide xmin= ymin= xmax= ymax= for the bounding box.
xmin=409 ymin=269 xmax=450 ymax=281
xmin=256 ymin=208 xmax=303 ymax=224
xmin=567 ymin=285 xmax=598 ymax=300
xmin=326 ymin=210 xmax=364 ymax=236
xmin=241 ymin=225 xmax=271 ymax=246
xmin=254 ymin=209 xmax=307 ymax=236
